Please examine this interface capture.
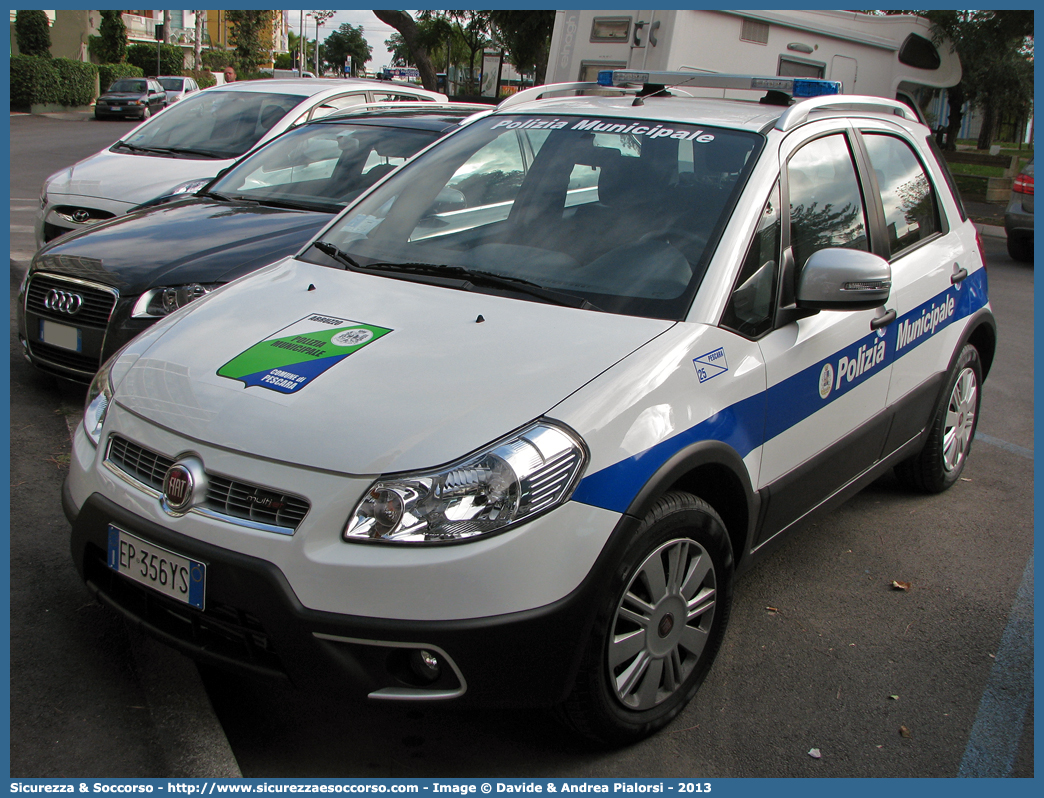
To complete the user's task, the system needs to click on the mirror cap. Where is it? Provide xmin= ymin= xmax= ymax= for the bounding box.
xmin=797 ymin=248 xmax=891 ymax=311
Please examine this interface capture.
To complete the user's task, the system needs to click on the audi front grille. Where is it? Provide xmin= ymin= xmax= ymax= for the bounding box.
xmin=25 ymin=273 xmax=117 ymax=330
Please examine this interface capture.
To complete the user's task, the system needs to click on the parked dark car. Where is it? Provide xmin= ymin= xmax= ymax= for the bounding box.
xmin=18 ymin=105 xmax=485 ymax=382
xmin=94 ymin=78 xmax=168 ymax=120
xmin=1004 ymin=158 xmax=1033 ymax=262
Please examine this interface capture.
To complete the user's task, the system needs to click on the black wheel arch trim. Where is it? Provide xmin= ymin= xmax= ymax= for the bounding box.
xmin=619 ymin=439 xmax=758 ymax=570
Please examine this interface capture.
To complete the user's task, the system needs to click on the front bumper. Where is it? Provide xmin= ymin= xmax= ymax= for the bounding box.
xmin=66 ymin=487 xmax=623 ymax=707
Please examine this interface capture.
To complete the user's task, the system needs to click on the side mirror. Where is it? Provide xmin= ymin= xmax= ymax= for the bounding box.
xmin=429 ymin=187 xmax=467 ymax=215
xmin=796 ymin=248 xmax=891 ymax=311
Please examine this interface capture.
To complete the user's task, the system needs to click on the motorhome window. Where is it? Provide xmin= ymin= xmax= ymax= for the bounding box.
xmin=591 ymin=17 xmax=631 ymax=42
xmin=313 ymin=116 xmax=762 ymax=321
xmin=579 ymin=61 xmax=626 ymax=82
xmin=898 ymin=34 xmax=941 ymax=70
xmin=778 ymin=57 xmax=825 ymax=79
xmin=740 ymin=19 xmax=769 ymax=45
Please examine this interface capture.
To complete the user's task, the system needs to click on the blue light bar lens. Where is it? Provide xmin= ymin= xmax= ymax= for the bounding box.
xmin=792 ymin=79 xmax=842 ymax=98
xmin=597 ymin=71 xmax=614 ymax=87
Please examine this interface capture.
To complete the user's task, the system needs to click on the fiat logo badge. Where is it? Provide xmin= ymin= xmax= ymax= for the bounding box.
xmin=161 ymin=457 xmax=206 ymax=515
xmin=163 ymin=465 xmax=193 ymax=512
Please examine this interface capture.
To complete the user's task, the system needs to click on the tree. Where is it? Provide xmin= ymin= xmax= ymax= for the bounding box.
xmin=447 ymin=11 xmax=493 ymax=94
xmin=490 ymin=10 xmax=555 ymax=84
xmin=92 ymin=10 xmax=128 ymax=64
xmin=193 ymin=10 xmax=205 ymax=71
xmin=225 ymin=10 xmax=276 ymax=74
xmin=909 ymin=10 xmax=1034 ymax=150
xmin=15 ymin=10 xmax=52 ymax=57
xmin=373 ymin=10 xmax=439 ymax=90
xmin=323 ymin=23 xmax=372 ymax=77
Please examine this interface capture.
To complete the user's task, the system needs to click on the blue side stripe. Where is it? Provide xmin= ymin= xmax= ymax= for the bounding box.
xmin=573 ymin=268 xmax=989 ymax=513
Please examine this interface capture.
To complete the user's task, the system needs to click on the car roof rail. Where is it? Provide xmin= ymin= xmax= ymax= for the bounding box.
xmin=497 ymin=81 xmax=629 ymax=111
xmin=776 ymin=95 xmax=918 ymax=131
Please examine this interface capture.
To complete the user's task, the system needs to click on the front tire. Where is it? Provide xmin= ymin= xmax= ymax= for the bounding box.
xmin=895 ymin=343 xmax=982 ymax=493
xmin=142 ymin=106 xmax=152 ymax=120
xmin=559 ymin=492 xmax=733 ymax=746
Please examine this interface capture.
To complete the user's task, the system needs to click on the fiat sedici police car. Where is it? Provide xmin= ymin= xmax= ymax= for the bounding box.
xmin=65 ymin=73 xmax=996 ymax=745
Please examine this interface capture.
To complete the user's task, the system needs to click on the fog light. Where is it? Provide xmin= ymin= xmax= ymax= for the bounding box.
xmin=409 ymin=649 xmax=441 ymax=683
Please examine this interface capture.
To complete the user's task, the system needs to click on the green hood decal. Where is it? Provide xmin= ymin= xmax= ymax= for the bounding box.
xmin=218 ymin=313 xmax=392 ymax=393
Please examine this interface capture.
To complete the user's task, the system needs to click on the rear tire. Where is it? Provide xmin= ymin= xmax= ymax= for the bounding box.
xmin=1006 ymin=232 xmax=1033 ymax=263
xmin=894 ymin=343 xmax=982 ymax=493
xmin=558 ymin=492 xmax=733 ymax=746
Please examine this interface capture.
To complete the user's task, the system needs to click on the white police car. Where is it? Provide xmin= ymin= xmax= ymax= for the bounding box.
xmin=65 ymin=73 xmax=996 ymax=745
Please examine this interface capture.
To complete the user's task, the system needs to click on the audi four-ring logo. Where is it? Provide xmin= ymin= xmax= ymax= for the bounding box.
xmin=43 ymin=289 xmax=83 ymax=315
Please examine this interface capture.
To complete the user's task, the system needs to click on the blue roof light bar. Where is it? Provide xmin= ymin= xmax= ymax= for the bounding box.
xmin=597 ymin=70 xmax=841 ymax=98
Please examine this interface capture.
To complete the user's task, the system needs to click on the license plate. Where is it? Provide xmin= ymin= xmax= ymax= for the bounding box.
xmin=110 ymin=105 xmax=121 ymax=111
xmin=39 ymin=319 xmax=81 ymax=351
xmin=107 ymin=526 xmax=206 ymax=609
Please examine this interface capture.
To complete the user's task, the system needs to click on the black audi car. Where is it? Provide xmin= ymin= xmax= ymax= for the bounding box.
xmin=18 ymin=104 xmax=486 ymax=382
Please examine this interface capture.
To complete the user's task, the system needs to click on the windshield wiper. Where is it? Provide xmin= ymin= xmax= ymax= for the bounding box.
xmin=113 ymin=141 xmax=225 ymax=159
xmin=200 ymin=191 xmax=257 ymax=205
xmin=154 ymin=146 xmax=227 ymax=159
xmin=357 ymin=261 xmax=598 ymax=310
xmin=312 ymin=241 xmax=362 ymax=270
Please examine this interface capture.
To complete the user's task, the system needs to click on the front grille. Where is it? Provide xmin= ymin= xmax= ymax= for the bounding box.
xmin=26 ymin=340 xmax=100 ymax=375
xmin=53 ymin=205 xmax=116 ymax=225
xmin=43 ymin=221 xmax=73 ymax=243
xmin=207 ymin=476 xmax=311 ymax=531
xmin=107 ymin=435 xmax=311 ymax=533
xmin=108 ymin=435 xmax=175 ymax=489
xmin=25 ymin=273 xmax=117 ymax=330
xmin=84 ymin=543 xmax=285 ymax=677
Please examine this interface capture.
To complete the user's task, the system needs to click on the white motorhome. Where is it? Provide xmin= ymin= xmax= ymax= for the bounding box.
xmin=547 ymin=9 xmax=960 ymax=114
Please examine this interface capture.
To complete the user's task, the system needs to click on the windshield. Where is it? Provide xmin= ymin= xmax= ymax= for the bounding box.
xmin=120 ymin=90 xmax=304 ymax=160
xmin=158 ymin=78 xmax=184 ymax=90
xmin=310 ymin=114 xmax=761 ymax=320
xmin=109 ymin=79 xmax=147 ymax=93
xmin=209 ymin=123 xmax=441 ymax=212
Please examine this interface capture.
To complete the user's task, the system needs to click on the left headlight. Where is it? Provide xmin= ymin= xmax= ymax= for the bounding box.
xmin=344 ymin=421 xmax=588 ymax=544
xmin=83 ymin=354 xmax=117 ymax=446
xmin=132 ymin=283 xmax=221 ymax=318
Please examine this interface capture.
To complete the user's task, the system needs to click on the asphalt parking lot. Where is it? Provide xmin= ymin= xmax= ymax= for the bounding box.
xmin=8 ymin=112 xmax=1034 ymax=779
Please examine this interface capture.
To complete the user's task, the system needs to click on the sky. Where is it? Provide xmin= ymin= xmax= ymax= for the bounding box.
xmin=286 ymin=10 xmax=410 ymax=72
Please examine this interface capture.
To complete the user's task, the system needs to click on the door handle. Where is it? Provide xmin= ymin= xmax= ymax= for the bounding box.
xmin=951 ymin=265 xmax=968 ymax=284
xmin=870 ymin=309 xmax=896 ymax=330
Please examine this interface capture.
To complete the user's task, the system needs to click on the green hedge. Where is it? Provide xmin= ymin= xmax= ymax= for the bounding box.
xmin=10 ymin=54 xmax=98 ymax=108
xmin=10 ymin=55 xmax=60 ymax=107
xmin=126 ymin=42 xmax=184 ymax=77
xmin=53 ymin=58 xmax=98 ymax=106
xmin=184 ymin=68 xmax=217 ymax=89
xmin=98 ymin=63 xmax=145 ymax=93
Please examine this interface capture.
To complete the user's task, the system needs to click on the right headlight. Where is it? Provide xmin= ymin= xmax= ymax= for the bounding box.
xmin=132 ymin=283 xmax=221 ymax=318
xmin=344 ymin=421 xmax=588 ymax=544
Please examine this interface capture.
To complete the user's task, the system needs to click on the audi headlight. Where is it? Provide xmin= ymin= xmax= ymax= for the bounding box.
xmin=83 ymin=355 xmax=117 ymax=446
xmin=132 ymin=283 xmax=221 ymax=318
xmin=345 ymin=421 xmax=588 ymax=544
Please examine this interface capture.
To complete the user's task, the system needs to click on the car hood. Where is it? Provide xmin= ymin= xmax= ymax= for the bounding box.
xmin=34 ymin=200 xmax=330 ymax=293
xmin=45 ymin=149 xmax=235 ymax=208
xmin=99 ymin=92 xmax=146 ymax=100
xmin=114 ymin=258 xmax=672 ymax=474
